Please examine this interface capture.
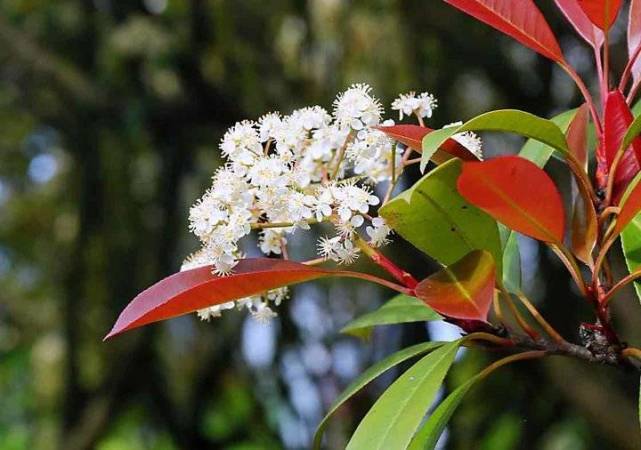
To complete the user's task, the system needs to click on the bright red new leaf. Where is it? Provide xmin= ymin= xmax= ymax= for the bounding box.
xmin=457 ymin=156 xmax=565 ymax=243
xmin=105 ymin=258 xmax=406 ymax=339
xmin=445 ymin=0 xmax=565 ymax=63
xmin=614 ymin=177 xmax=641 ymax=236
xmin=577 ymin=0 xmax=623 ymax=30
xmin=597 ymin=90 xmax=641 ymax=198
xmin=376 ymin=124 xmax=479 ymax=163
xmin=629 ymin=0 xmax=641 ymax=84
xmin=415 ymin=250 xmax=495 ymax=322
xmin=555 ymin=0 xmax=605 ymax=48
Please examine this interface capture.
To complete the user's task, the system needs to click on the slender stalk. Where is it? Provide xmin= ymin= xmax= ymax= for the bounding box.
xmin=500 ymin=289 xmax=540 ymax=340
xmin=301 ymin=257 xmax=327 ymax=266
xmin=622 ymin=347 xmax=641 ymax=362
xmin=593 ymin=235 xmax=616 ymax=285
xmin=515 ymin=291 xmax=567 ymax=346
xmin=330 ymin=132 xmax=354 ymax=180
xmin=629 ymin=79 xmax=641 ymax=104
xmin=620 ymin=42 xmax=641 ymax=92
xmin=251 ymin=219 xmax=320 ymax=230
xmin=476 ymin=351 xmax=547 ymax=380
xmin=492 ymin=290 xmax=507 ymax=328
xmin=598 ymin=206 xmax=620 ymax=225
xmin=549 ymin=243 xmax=589 ymax=297
xmin=561 ymin=63 xmax=603 ymax=136
xmin=595 ymin=45 xmax=606 ymax=106
xmin=382 ymin=147 xmax=414 ymax=205
xmin=602 ymin=268 xmax=641 ymax=305
xmin=463 ymin=332 xmax=514 ymax=347
xmin=354 ymin=235 xmax=418 ymax=288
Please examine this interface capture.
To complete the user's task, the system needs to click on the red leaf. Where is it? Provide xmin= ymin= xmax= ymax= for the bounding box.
xmin=577 ymin=0 xmax=623 ymax=30
xmin=566 ymin=103 xmax=590 ymax=170
xmin=597 ymin=90 xmax=641 ymax=198
xmin=105 ymin=258 xmax=405 ymax=339
xmin=614 ymin=176 xmax=641 ymax=235
xmin=376 ymin=124 xmax=479 ymax=163
xmin=445 ymin=0 xmax=565 ymax=63
xmin=415 ymin=250 xmax=495 ymax=322
xmin=629 ymin=0 xmax=641 ymax=84
xmin=555 ymin=0 xmax=605 ymax=48
xmin=457 ymin=156 xmax=565 ymax=243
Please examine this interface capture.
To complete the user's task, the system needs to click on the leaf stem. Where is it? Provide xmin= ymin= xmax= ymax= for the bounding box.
xmin=620 ymin=42 xmax=641 ymax=93
xmin=549 ymin=243 xmax=589 ymax=297
xmin=602 ymin=268 xmax=641 ymax=305
xmin=499 ymin=288 xmax=540 ymax=341
xmin=515 ymin=291 xmax=567 ymax=346
xmin=354 ymin=235 xmax=418 ymax=289
xmin=476 ymin=350 xmax=547 ymax=380
xmin=561 ymin=63 xmax=603 ymax=136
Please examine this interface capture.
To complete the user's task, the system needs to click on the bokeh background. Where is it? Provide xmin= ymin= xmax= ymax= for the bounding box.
xmin=2 ymin=1 xmax=641 ymax=449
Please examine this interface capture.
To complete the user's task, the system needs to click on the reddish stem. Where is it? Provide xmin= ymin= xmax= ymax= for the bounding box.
xmin=355 ymin=236 xmax=418 ymax=289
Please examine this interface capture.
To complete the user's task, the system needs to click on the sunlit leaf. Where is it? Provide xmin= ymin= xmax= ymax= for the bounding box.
xmin=376 ymin=124 xmax=478 ymax=164
xmin=105 ymin=258 xmax=407 ymax=339
xmin=415 ymin=250 xmax=495 ymax=322
xmin=345 ymin=340 xmax=461 ymax=450
xmin=341 ymin=295 xmax=442 ymax=338
xmin=420 ymin=110 xmax=570 ymax=172
xmin=503 ymin=108 xmax=578 ymax=291
xmin=555 ymin=0 xmax=605 ymax=48
xmin=380 ymin=159 xmax=502 ymax=272
xmin=444 ymin=0 xmax=565 ymax=62
xmin=577 ymin=0 xmax=623 ymax=30
xmin=457 ymin=156 xmax=566 ymax=243
xmin=312 ymin=341 xmax=445 ymax=450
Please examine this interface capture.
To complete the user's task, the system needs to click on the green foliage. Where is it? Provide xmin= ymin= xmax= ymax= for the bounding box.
xmin=380 ymin=159 xmax=502 ymax=272
xmin=312 ymin=341 xmax=445 ymax=450
xmin=420 ymin=109 xmax=571 ymax=171
xmin=345 ymin=341 xmax=461 ymax=450
xmin=621 ymin=215 xmax=641 ymax=303
xmin=340 ymin=295 xmax=441 ymax=338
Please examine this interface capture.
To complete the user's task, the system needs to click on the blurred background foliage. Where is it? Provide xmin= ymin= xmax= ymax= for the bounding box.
xmin=1 ymin=0 xmax=641 ymax=449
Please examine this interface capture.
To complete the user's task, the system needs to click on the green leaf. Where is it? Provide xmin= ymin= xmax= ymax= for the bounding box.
xmin=620 ymin=113 xmax=641 ymax=157
xmin=345 ymin=340 xmax=461 ymax=450
xmin=501 ymin=109 xmax=577 ymax=293
xmin=341 ymin=295 xmax=442 ymax=338
xmin=312 ymin=341 xmax=444 ymax=450
xmin=420 ymin=109 xmax=570 ymax=172
xmin=380 ymin=159 xmax=502 ymax=273
xmin=621 ymin=214 xmax=641 ymax=304
xmin=633 ymin=101 xmax=641 ymax=116
xmin=407 ymin=375 xmax=480 ymax=450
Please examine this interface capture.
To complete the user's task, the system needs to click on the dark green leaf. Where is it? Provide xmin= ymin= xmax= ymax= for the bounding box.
xmin=621 ymin=214 xmax=641 ymax=304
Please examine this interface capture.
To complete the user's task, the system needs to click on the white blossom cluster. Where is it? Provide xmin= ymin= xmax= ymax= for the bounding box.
xmin=183 ymin=85 xmax=483 ymax=322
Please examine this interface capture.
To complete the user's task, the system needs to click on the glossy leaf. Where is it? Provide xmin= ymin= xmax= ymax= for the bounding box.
xmin=407 ymin=375 xmax=479 ymax=450
xmin=566 ymin=103 xmax=590 ymax=170
xmin=614 ymin=172 xmax=641 ymax=236
xmin=566 ymin=104 xmax=597 ymax=266
xmin=312 ymin=341 xmax=445 ymax=450
xmin=341 ymin=294 xmax=442 ymax=338
xmin=415 ymin=250 xmax=495 ymax=322
xmin=621 ymin=214 xmax=641 ymax=304
xmin=345 ymin=340 xmax=461 ymax=450
xmin=599 ymin=90 xmax=641 ymax=198
xmin=577 ymin=0 xmax=623 ymax=30
xmin=376 ymin=124 xmax=479 ymax=164
xmin=420 ymin=109 xmax=570 ymax=172
xmin=457 ymin=156 xmax=566 ymax=243
xmin=444 ymin=0 xmax=565 ymax=62
xmin=629 ymin=0 xmax=641 ymax=84
xmin=105 ymin=258 xmax=406 ymax=339
xmin=380 ymin=159 xmax=502 ymax=271
xmin=503 ymin=109 xmax=578 ymax=291
xmin=555 ymin=0 xmax=605 ymax=48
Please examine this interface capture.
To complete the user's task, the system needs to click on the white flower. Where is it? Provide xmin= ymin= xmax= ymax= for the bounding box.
xmin=317 ymin=235 xmax=342 ymax=260
xmin=257 ymin=112 xmax=282 ymax=141
xmin=219 ymin=120 xmax=262 ymax=164
xmin=250 ymin=301 xmax=278 ymax=323
xmin=259 ymin=229 xmax=284 ymax=255
xmin=197 ymin=302 xmax=236 ymax=321
xmin=391 ymin=91 xmax=437 ymax=121
xmin=333 ymin=83 xmax=383 ymax=130
xmin=366 ymin=217 xmax=391 ymax=247
xmin=334 ymin=182 xmax=380 ymax=218
xmin=247 ymin=156 xmax=288 ymax=187
xmin=444 ymin=122 xmax=483 ymax=159
xmin=334 ymin=239 xmax=360 ymax=265
xmin=291 ymin=106 xmax=331 ymax=130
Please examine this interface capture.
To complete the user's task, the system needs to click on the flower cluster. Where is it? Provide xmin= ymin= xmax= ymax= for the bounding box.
xmin=185 ymin=84 xmax=482 ymax=322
